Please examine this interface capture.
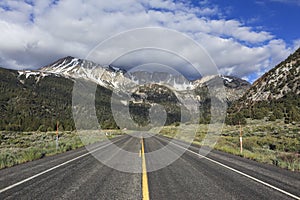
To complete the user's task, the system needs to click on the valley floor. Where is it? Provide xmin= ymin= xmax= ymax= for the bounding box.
xmin=0 ymin=119 xmax=299 ymax=171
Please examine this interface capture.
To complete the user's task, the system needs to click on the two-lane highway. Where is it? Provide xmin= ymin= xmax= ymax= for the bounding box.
xmin=0 ymin=134 xmax=299 ymax=199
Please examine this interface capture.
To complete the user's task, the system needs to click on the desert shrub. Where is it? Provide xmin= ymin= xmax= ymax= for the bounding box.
xmin=0 ymin=152 xmax=17 ymax=168
xmin=5 ymin=124 xmax=21 ymax=131
xmin=273 ymin=109 xmax=284 ymax=119
xmin=242 ymin=137 xmax=259 ymax=151
xmin=225 ymin=113 xmax=246 ymax=125
xmin=268 ymin=114 xmax=276 ymax=121
xmin=21 ymin=147 xmax=45 ymax=162
xmin=174 ymin=122 xmax=180 ymax=127
xmin=47 ymin=127 xmax=54 ymax=132
xmin=38 ymin=125 xmax=47 ymax=132
xmin=276 ymin=153 xmax=300 ymax=171
xmin=252 ymin=110 xmax=265 ymax=120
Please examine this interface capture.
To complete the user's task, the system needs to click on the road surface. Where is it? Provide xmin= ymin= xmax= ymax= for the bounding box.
xmin=0 ymin=134 xmax=299 ymax=199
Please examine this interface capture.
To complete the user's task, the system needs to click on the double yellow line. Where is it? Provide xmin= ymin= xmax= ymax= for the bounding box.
xmin=141 ymin=138 xmax=150 ymax=200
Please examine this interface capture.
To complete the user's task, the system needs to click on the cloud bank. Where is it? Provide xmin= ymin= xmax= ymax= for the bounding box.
xmin=0 ymin=0 xmax=299 ymax=82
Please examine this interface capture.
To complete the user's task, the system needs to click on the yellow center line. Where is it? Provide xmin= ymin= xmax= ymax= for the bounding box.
xmin=141 ymin=138 xmax=150 ymax=200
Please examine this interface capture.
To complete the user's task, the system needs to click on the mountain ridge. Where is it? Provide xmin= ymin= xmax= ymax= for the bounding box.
xmin=19 ymin=55 xmax=251 ymax=92
xmin=228 ymin=47 xmax=300 ymax=124
xmin=0 ymin=56 xmax=251 ymax=131
xmin=245 ymin=48 xmax=300 ymax=103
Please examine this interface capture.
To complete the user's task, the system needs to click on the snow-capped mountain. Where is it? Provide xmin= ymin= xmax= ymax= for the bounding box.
xmin=40 ymin=56 xmax=130 ymax=90
xmin=17 ymin=56 xmax=251 ymax=125
xmin=18 ymin=56 xmax=251 ymax=102
xmin=127 ymin=71 xmax=194 ymax=91
xmin=39 ymin=56 xmax=196 ymax=91
xmin=0 ymin=56 xmax=251 ymax=131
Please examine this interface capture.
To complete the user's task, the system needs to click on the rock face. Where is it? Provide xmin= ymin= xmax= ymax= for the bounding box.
xmin=39 ymin=56 xmax=129 ymax=90
xmin=0 ymin=56 xmax=251 ymax=131
xmin=193 ymin=75 xmax=251 ymax=105
xmin=18 ymin=56 xmax=251 ymax=124
xmin=235 ymin=48 xmax=300 ymax=109
xmin=126 ymin=71 xmax=194 ymax=91
xmin=19 ymin=56 xmax=250 ymax=104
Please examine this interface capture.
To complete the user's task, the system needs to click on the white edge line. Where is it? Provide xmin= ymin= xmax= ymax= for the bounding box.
xmin=0 ymin=137 xmax=124 ymax=193
xmin=159 ymin=136 xmax=300 ymax=200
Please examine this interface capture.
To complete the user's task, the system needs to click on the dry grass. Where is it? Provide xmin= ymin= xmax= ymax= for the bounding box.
xmin=159 ymin=120 xmax=300 ymax=171
xmin=0 ymin=130 xmax=122 ymax=169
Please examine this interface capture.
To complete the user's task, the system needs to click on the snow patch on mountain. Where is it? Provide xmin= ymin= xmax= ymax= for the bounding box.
xmin=16 ymin=56 xmax=251 ymax=104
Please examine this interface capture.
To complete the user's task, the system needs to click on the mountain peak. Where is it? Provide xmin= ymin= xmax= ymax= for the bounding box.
xmin=16 ymin=56 xmax=251 ymax=99
xmin=41 ymin=56 xmax=80 ymax=72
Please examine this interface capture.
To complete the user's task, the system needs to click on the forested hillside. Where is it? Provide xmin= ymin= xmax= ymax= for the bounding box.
xmin=227 ymin=48 xmax=300 ymax=125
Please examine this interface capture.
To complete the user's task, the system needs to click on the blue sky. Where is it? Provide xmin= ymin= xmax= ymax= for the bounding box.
xmin=204 ymin=0 xmax=300 ymax=46
xmin=0 ymin=0 xmax=299 ymax=83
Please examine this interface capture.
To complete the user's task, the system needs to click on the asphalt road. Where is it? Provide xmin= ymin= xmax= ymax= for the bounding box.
xmin=147 ymin=136 xmax=300 ymax=200
xmin=0 ymin=134 xmax=299 ymax=200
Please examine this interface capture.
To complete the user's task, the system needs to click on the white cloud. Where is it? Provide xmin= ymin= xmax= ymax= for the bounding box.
xmin=0 ymin=0 xmax=298 ymax=82
xmin=292 ymin=39 xmax=300 ymax=51
xmin=270 ymin=0 xmax=300 ymax=6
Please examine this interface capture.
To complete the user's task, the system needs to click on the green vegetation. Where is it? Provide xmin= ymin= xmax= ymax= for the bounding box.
xmin=228 ymin=92 xmax=300 ymax=125
xmin=215 ymin=119 xmax=300 ymax=171
xmin=131 ymin=84 xmax=188 ymax=125
xmin=194 ymin=85 xmax=212 ymax=124
xmin=0 ymin=130 xmax=122 ymax=169
xmin=225 ymin=112 xmax=246 ymax=125
xmin=0 ymin=68 xmax=76 ymax=131
xmin=0 ymin=131 xmax=80 ymax=168
xmin=0 ymin=68 xmax=189 ymax=131
xmin=228 ymin=48 xmax=300 ymax=126
xmin=1 ymin=49 xmax=299 ymax=171
xmin=160 ymin=119 xmax=300 ymax=171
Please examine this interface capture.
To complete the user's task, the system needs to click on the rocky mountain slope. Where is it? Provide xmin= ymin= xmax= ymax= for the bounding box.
xmin=241 ymin=48 xmax=300 ymax=105
xmin=0 ymin=56 xmax=251 ymax=131
xmin=229 ymin=47 xmax=300 ymax=124
xmin=28 ymin=56 xmax=251 ymax=101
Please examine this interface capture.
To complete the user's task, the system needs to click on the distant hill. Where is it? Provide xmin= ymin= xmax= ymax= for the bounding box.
xmin=228 ymin=47 xmax=300 ymax=124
